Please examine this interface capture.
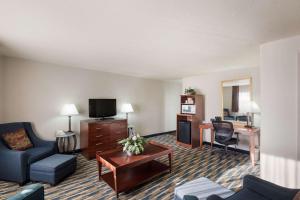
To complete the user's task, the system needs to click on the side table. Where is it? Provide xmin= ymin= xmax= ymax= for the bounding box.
xmin=56 ymin=132 xmax=77 ymax=154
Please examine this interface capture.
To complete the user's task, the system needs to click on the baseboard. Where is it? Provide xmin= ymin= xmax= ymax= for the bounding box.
xmin=203 ymin=141 xmax=249 ymax=154
xmin=143 ymin=130 xmax=176 ymax=138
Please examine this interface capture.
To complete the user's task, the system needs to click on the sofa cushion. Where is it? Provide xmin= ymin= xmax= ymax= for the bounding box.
xmin=2 ymin=129 xmax=33 ymax=151
xmin=26 ymin=147 xmax=54 ymax=164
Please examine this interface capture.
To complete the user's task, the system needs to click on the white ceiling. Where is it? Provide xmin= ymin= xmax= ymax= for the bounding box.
xmin=0 ymin=0 xmax=300 ymax=79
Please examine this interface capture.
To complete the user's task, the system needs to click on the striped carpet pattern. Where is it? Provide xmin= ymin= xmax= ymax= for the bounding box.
xmin=0 ymin=133 xmax=259 ymax=200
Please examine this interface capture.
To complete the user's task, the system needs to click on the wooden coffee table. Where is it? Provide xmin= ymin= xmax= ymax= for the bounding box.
xmin=96 ymin=141 xmax=173 ymax=198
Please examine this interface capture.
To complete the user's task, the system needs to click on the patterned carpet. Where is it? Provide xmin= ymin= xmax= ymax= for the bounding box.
xmin=0 ymin=133 xmax=259 ymax=200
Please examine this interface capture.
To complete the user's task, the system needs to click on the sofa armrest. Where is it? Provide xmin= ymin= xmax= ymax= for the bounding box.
xmin=207 ymin=195 xmax=225 ymax=200
xmin=243 ymin=175 xmax=299 ymax=199
xmin=0 ymin=143 xmax=28 ymax=183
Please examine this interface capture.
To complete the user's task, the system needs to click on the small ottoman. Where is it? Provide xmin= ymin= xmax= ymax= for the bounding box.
xmin=174 ymin=177 xmax=234 ymax=200
xmin=30 ymin=154 xmax=77 ymax=186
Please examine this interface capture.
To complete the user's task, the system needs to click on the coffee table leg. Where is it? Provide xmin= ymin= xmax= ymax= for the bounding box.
xmin=113 ymin=169 xmax=118 ymax=198
xmin=168 ymin=152 xmax=172 ymax=173
xmin=97 ymin=161 xmax=102 ymax=180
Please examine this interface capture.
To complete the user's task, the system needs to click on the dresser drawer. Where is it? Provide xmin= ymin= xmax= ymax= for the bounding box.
xmin=111 ymin=127 xmax=127 ymax=135
xmin=90 ymin=136 xmax=111 ymax=145
xmin=92 ymin=133 xmax=110 ymax=142
xmin=111 ymin=131 xmax=127 ymax=140
xmin=90 ymin=143 xmax=117 ymax=152
xmin=110 ymin=122 xmax=127 ymax=131
xmin=90 ymin=123 xmax=110 ymax=132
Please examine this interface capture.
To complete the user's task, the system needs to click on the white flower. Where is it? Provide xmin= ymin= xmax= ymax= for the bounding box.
xmin=132 ymin=136 xmax=137 ymax=141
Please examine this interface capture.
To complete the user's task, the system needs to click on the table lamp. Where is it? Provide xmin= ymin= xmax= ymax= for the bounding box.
xmin=121 ymin=103 xmax=134 ymax=121
xmin=244 ymin=101 xmax=260 ymax=128
xmin=61 ymin=104 xmax=79 ymax=133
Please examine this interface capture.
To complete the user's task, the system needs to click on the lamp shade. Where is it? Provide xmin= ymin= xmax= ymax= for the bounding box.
xmin=121 ymin=103 xmax=134 ymax=113
xmin=61 ymin=104 xmax=79 ymax=116
xmin=242 ymin=101 xmax=260 ymax=113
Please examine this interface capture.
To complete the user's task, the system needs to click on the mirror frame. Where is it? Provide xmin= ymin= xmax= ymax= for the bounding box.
xmin=221 ymin=77 xmax=253 ymax=121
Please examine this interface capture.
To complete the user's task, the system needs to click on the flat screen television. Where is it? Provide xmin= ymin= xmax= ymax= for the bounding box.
xmin=89 ymin=99 xmax=116 ymax=118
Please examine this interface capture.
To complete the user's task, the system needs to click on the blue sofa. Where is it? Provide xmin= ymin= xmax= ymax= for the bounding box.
xmin=0 ymin=122 xmax=57 ymax=185
xmin=184 ymin=175 xmax=300 ymax=200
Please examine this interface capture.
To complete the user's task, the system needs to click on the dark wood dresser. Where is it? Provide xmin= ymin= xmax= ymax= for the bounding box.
xmin=80 ymin=119 xmax=128 ymax=159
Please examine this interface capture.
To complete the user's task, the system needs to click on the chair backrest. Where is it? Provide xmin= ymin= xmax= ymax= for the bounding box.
xmin=223 ymin=108 xmax=230 ymax=116
xmin=236 ymin=115 xmax=248 ymax=122
xmin=0 ymin=122 xmax=38 ymax=146
xmin=212 ymin=121 xmax=234 ymax=143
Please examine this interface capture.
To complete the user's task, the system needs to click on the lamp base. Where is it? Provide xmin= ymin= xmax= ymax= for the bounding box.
xmin=65 ymin=130 xmax=74 ymax=133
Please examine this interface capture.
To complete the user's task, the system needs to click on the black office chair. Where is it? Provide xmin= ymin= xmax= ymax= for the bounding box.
xmin=212 ymin=121 xmax=239 ymax=154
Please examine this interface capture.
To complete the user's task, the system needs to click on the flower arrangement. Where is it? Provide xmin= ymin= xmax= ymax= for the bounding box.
xmin=184 ymin=87 xmax=196 ymax=95
xmin=118 ymin=134 xmax=147 ymax=156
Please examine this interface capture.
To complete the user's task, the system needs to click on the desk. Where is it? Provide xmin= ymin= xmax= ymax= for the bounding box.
xmin=199 ymin=123 xmax=260 ymax=166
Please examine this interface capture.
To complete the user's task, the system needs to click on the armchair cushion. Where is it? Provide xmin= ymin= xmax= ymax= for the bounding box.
xmin=26 ymin=147 xmax=55 ymax=164
xmin=2 ymin=129 xmax=33 ymax=151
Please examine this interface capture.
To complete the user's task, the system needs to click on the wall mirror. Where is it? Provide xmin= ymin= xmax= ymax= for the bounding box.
xmin=221 ymin=78 xmax=252 ymax=123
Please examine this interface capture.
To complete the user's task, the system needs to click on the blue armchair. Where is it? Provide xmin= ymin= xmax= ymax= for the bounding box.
xmin=0 ymin=122 xmax=57 ymax=185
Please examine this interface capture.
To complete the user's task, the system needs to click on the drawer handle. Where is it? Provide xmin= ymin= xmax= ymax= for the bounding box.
xmin=96 ymin=128 xmax=103 ymax=130
xmin=96 ymin=142 xmax=103 ymax=146
xmin=95 ymin=135 xmax=103 ymax=138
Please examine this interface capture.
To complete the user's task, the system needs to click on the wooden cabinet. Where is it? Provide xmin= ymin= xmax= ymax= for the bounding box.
xmin=80 ymin=119 xmax=128 ymax=159
xmin=176 ymin=95 xmax=204 ymax=148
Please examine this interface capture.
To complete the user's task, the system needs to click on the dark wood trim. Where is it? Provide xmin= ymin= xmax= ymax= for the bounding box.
xmin=203 ymin=142 xmax=249 ymax=154
xmin=143 ymin=130 xmax=175 ymax=138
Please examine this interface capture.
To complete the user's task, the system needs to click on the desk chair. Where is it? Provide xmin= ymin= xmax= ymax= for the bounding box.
xmin=211 ymin=121 xmax=239 ymax=154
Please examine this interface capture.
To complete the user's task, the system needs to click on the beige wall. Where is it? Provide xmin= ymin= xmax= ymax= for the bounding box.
xmin=260 ymin=35 xmax=300 ymax=188
xmin=182 ymin=67 xmax=260 ymax=151
xmin=2 ymin=57 xmax=181 ymax=143
xmin=0 ymin=56 xmax=3 ymax=122
xmin=163 ymin=81 xmax=182 ymax=131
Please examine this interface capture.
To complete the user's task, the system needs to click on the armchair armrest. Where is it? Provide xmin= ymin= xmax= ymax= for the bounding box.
xmin=243 ymin=175 xmax=299 ymax=199
xmin=207 ymin=195 xmax=225 ymax=200
xmin=0 ymin=143 xmax=28 ymax=183
xmin=35 ymin=139 xmax=57 ymax=149
xmin=183 ymin=195 xmax=199 ymax=200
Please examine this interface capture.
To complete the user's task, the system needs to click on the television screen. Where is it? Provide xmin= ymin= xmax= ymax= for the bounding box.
xmin=89 ymin=99 xmax=116 ymax=118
